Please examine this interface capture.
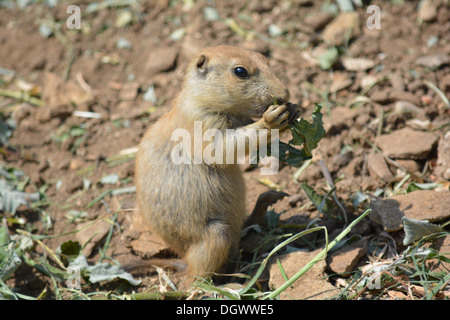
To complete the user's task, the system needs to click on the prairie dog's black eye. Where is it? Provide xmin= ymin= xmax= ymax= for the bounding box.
xmin=233 ymin=67 xmax=249 ymax=79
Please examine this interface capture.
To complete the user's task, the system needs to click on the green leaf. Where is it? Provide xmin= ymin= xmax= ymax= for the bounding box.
xmin=87 ymin=262 xmax=141 ymax=286
xmin=100 ymin=173 xmax=119 ymax=185
xmin=301 ymin=182 xmax=333 ymax=214
xmin=406 ymin=182 xmax=442 ymax=193
xmin=318 ymin=47 xmax=339 ymax=70
xmin=0 ymin=179 xmax=40 ymax=215
xmin=402 ymin=217 xmax=443 ymax=246
xmin=277 ymin=104 xmax=326 ymax=167
xmin=0 ymin=241 xmax=22 ymax=281
xmin=57 ymin=240 xmax=82 ymax=266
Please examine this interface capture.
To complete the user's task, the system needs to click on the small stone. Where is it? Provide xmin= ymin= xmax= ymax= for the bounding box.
xmin=341 ymin=57 xmax=376 ymax=71
xmin=126 ymin=209 xmax=170 ymax=258
xmin=69 ymin=158 xmax=84 ymax=171
xmin=304 ymin=11 xmax=334 ymax=31
xmin=367 ymin=152 xmax=394 ymax=182
xmin=416 ymin=54 xmax=450 ymax=69
xmin=322 ymin=12 xmax=360 ymax=45
xmin=418 ymin=0 xmax=439 ymax=22
xmin=390 ymin=72 xmax=405 ymax=91
xmin=395 ymin=159 xmax=420 ymax=173
xmin=434 ymin=131 xmax=450 ymax=180
xmin=145 ymin=47 xmax=178 ymax=76
xmin=390 ymin=91 xmax=421 ymax=106
xmin=77 ymin=219 xmax=112 ymax=257
xmin=375 ymin=127 xmax=439 ymax=160
xmin=394 ymin=100 xmax=424 ymax=115
xmin=327 ymin=240 xmax=367 ymax=275
xmin=330 ymin=72 xmax=352 ymax=92
xmin=268 ymin=250 xmax=339 ymax=300
xmin=369 ymin=190 xmax=450 ymax=232
xmin=369 ymin=87 xmax=393 ymax=104
xmin=119 ymin=82 xmax=140 ymax=101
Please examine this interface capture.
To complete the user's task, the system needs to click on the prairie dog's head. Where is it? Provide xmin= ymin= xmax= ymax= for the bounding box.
xmin=183 ymin=46 xmax=290 ymax=119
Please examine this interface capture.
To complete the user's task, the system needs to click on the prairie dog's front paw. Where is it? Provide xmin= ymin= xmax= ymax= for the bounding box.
xmin=263 ymin=102 xmax=299 ymax=129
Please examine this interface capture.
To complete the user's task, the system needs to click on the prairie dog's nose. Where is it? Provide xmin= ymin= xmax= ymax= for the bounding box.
xmin=274 ymin=88 xmax=290 ymax=105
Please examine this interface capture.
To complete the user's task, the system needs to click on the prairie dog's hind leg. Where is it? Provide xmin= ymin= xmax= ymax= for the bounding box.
xmin=184 ymin=219 xmax=240 ymax=280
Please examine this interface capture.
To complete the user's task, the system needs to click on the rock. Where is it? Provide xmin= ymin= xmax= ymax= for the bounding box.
xmin=122 ymin=209 xmax=170 ymax=258
xmin=360 ymin=74 xmax=378 ymax=90
xmin=395 ymin=159 xmax=421 ymax=173
xmin=369 ymin=87 xmax=393 ymax=104
xmin=322 ymin=12 xmax=360 ymax=45
xmin=42 ymin=72 xmax=92 ymax=108
xmin=119 ymin=82 xmax=140 ymax=101
xmin=341 ymin=57 xmax=376 ymax=71
xmin=375 ymin=127 xmax=439 ymax=160
xmin=418 ymin=0 xmax=439 ymax=22
xmin=145 ymin=47 xmax=178 ymax=76
xmin=324 ymin=106 xmax=356 ymax=133
xmin=327 ymin=240 xmax=367 ymax=275
xmin=434 ymin=131 xmax=450 ymax=180
xmin=405 ymin=119 xmax=432 ymax=131
xmin=394 ymin=100 xmax=424 ymax=115
xmin=431 ymin=235 xmax=450 ymax=272
xmin=415 ymin=54 xmax=450 ymax=69
xmin=390 ymin=91 xmax=421 ymax=106
xmin=77 ymin=219 xmax=112 ymax=257
xmin=329 ymin=72 xmax=352 ymax=93
xmin=69 ymin=158 xmax=84 ymax=171
xmin=268 ymin=250 xmax=339 ymax=300
xmin=442 ymin=73 xmax=450 ymax=92
xmin=390 ymin=72 xmax=405 ymax=91
xmin=304 ymin=11 xmax=334 ymax=31
xmin=367 ymin=152 xmax=394 ymax=182
xmin=369 ymin=190 xmax=450 ymax=232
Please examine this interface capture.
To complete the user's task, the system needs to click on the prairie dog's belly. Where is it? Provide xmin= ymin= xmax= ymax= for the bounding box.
xmin=135 ymin=139 xmax=246 ymax=248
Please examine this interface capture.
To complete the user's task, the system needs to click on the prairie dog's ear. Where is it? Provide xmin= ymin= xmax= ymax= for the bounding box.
xmin=196 ymin=54 xmax=208 ymax=75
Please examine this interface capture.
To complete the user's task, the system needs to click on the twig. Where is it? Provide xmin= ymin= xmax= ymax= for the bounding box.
xmin=423 ymin=80 xmax=449 ymax=108
xmin=0 ymin=88 xmax=45 ymax=107
xmin=317 ymin=159 xmax=348 ymax=226
xmin=263 ymin=209 xmax=371 ymax=299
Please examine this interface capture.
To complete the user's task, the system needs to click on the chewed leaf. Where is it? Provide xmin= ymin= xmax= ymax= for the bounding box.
xmin=0 ymin=241 xmax=22 ymax=281
xmin=267 ymin=104 xmax=325 ymax=168
xmin=277 ymin=141 xmax=311 ymax=167
xmin=87 ymin=262 xmax=141 ymax=286
xmin=402 ymin=217 xmax=443 ymax=246
xmin=289 ymin=104 xmax=326 ymax=158
xmin=0 ymin=179 xmax=40 ymax=215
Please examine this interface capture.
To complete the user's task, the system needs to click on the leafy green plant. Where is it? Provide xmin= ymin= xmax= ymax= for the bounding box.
xmin=278 ymin=104 xmax=326 ymax=167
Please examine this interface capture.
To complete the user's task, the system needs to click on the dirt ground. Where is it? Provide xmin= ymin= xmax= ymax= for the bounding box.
xmin=0 ymin=0 xmax=449 ymax=300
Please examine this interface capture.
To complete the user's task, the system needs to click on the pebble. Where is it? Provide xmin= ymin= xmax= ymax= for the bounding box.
xmin=268 ymin=250 xmax=339 ymax=300
xmin=375 ymin=127 xmax=439 ymax=160
xmin=341 ymin=57 xmax=376 ymax=71
xmin=369 ymin=190 xmax=450 ymax=232
xmin=434 ymin=131 xmax=450 ymax=180
xmin=418 ymin=0 xmax=439 ymax=22
xmin=327 ymin=240 xmax=367 ymax=275
xmin=394 ymin=100 xmax=424 ymax=115
xmin=322 ymin=12 xmax=360 ymax=45
xmin=416 ymin=54 xmax=450 ymax=69
xmin=145 ymin=47 xmax=178 ymax=76
xmin=367 ymin=152 xmax=394 ymax=182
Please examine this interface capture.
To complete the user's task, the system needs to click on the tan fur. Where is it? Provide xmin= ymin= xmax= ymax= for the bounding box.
xmin=135 ymin=46 xmax=298 ymax=279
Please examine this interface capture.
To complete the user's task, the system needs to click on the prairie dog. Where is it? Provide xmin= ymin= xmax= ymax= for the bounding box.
xmin=135 ymin=46 xmax=299 ymax=280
